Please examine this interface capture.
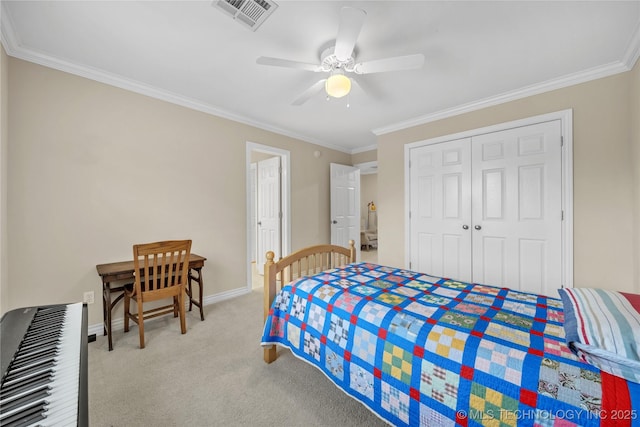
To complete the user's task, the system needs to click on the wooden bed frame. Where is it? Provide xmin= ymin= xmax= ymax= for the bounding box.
xmin=263 ymin=240 xmax=355 ymax=363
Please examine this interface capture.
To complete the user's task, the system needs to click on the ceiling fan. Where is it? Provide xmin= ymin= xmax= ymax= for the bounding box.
xmin=256 ymin=6 xmax=425 ymax=106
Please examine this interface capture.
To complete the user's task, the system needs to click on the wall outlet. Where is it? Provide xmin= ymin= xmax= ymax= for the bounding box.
xmin=83 ymin=291 xmax=95 ymax=304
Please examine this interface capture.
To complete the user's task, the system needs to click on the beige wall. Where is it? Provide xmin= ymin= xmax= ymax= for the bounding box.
xmin=352 ymin=149 xmax=377 ymax=165
xmin=632 ymin=61 xmax=640 ymax=289
xmin=378 ymin=70 xmax=638 ymax=293
xmin=4 ymin=57 xmax=350 ymax=325
xmin=3 ymin=52 xmax=638 ymax=328
xmin=1 ymin=46 xmax=8 ymax=314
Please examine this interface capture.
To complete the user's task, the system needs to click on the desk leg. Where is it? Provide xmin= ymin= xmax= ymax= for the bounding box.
xmin=102 ymin=281 xmax=114 ymax=351
xmin=188 ymin=267 xmax=205 ymax=321
xmin=102 ymin=282 xmax=126 ymax=351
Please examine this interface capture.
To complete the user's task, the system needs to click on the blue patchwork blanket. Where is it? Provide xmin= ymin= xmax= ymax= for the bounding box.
xmin=262 ymin=263 xmax=640 ymax=426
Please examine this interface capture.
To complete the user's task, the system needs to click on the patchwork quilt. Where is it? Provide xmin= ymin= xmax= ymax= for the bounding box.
xmin=261 ymin=263 xmax=640 ymax=427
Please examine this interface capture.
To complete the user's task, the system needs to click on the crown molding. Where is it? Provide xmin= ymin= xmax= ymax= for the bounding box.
xmin=351 ymin=143 xmax=377 ymax=155
xmin=373 ymin=21 xmax=640 ymax=137
xmin=372 ymin=60 xmax=630 ymax=136
xmin=0 ymin=2 xmax=19 ymax=57
xmin=622 ymin=18 xmax=640 ymax=69
xmin=0 ymin=5 xmax=351 ymax=155
xmin=7 ymin=48 xmax=351 ymax=154
xmin=3 ymin=2 xmax=638 ymax=153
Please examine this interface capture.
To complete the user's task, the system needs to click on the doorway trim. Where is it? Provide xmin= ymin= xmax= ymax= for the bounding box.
xmin=354 ymin=160 xmax=378 ymax=175
xmin=403 ymin=109 xmax=574 ymax=289
xmin=245 ymin=142 xmax=291 ymax=290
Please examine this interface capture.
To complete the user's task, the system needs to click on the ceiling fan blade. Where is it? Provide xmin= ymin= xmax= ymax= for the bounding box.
xmin=334 ymin=7 xmax=367 ymax=62
xmin=354 ymin=54 xmax=425 ymax=74
xmin=292 ymin=79 xmax=327 ymax=106
xmin=256 ymin=56 xmax=322 ymax=72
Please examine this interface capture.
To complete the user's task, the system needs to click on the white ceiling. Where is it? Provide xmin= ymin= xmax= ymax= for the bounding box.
xmin=2 ymin=1 xmax=639 ymax=154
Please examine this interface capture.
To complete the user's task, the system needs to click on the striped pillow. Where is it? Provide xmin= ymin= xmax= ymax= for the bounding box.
xmin=559 ymin=287 xmax=640 ymax=383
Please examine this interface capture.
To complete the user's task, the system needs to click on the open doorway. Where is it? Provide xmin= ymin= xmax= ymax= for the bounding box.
xmin=245 ymin=142 xmax=291 ymax=290
xmin=356 ymin=161 xmax=378 ymax=264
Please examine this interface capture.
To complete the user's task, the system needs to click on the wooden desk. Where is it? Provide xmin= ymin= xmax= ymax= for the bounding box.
xmin=96 ymin=254 xmax=206 ymax=351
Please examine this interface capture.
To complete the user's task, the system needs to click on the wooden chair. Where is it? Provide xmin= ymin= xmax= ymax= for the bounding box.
xmin=124 ymin=240 xmax=192 ymax=349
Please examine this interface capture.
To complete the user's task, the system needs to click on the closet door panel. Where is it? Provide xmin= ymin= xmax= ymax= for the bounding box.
xmin=519 ymin=165 xmax=544 ymax=220
xmin=416 ymin=232 xmax=435 ymax=274
xmin=482 ymin=169 xmax=506 ymax=220
xmin=519 ymin=238 xmax=546 ymax=291
xmin=410 ymin=138 xmax=472 ymax=281
xmin=479 ymin=236 xmax=506 ymax=285
xmin=471 ymin=120 xmax=562 ymax=295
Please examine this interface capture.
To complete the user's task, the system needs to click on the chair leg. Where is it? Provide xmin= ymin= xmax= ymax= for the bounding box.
xmin=124 ymin=294 xmax=130 ymax=333
xmin=137 ymin=299 xmax=145 ymax=349
xmin=173 ymin=296 xmax=178 ymax=317
xmin=179 ymin=291 xmax=186 ymax=334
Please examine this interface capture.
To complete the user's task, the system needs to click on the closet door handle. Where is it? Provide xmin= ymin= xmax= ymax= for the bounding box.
xmin=462 ymin=225 xmax=469 ymax=230
xmin=474 ymin=225 xmax=482 ymax=230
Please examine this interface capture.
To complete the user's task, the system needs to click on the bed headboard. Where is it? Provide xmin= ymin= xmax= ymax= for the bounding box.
xmin=263 ymin=240 xmax=355 ymax=363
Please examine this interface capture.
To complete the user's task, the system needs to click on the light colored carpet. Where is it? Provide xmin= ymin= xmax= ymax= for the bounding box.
xmin=88 ymin=289 xmax=389 ymax=426
xmin=360 ymin=248 xmax=377 ymax=264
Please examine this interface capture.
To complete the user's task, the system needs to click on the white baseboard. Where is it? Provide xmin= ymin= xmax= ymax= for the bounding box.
xmin=87 ymin=287 xmax=252 ymax=337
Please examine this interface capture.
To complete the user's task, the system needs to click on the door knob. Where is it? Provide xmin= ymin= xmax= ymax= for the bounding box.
xmin=332 ymin=220 xmax=338 ymax=224
xmin=462 ymin=225 xmax=469 ymax=230
xmin=474 ymin=225 xmax=482 ymax=230
xmin=257 ymin=221 xmax=262 ymax=226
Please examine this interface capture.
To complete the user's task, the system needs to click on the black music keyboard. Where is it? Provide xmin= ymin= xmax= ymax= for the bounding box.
xmin=0 ymin=303 xmax=88 ymax=427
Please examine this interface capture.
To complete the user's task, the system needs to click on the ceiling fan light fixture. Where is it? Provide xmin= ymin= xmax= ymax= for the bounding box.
xmin=325 ymin=70 xmax=351 ymax=98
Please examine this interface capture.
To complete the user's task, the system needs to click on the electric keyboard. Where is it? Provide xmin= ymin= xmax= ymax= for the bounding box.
xmin=0 ymin=303 xmax=88 ymax=427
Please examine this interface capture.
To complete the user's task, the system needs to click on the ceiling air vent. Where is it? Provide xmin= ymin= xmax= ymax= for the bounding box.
xmin=214 ymin=0 xmax=278 ymax=31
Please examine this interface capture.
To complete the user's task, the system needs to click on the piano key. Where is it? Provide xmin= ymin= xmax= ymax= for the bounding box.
xmin=3 ymin=360 xmax=55 ymax=385
xmin=0 ymin=403 xmax=45 ymax=427
xmin=1 ymin=302 xmax=87 ymax=427
xmin=6 ymin=350 xmax=58 ymax=373
xmin=0 ymin=383 xmax=48 ymax=407
xmin=0 ymin=388 xmax=49 ymax=416
xmin=0 ymin=371 xmax=53 ymax=399
xmin=0 ymin=398 xmax=46 ymax=425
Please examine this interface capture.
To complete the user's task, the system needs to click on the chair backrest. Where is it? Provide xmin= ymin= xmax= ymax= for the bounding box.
xmin=133 ymin=240 xmax=192 ymax=299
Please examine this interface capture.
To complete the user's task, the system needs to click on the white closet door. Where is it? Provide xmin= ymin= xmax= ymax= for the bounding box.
xmin=409 ymin=138 xmax=472 ymax=281
xmin=471 ymin=120 xmax=562 ymax=295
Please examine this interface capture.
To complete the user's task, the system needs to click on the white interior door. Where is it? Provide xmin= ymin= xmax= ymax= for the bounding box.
xmin=471 ymin=120 xmax=562 ymax=295
xmin=409 ymin=138 xmax=473 ymax=281
xmin=257 ymin=156 xmax=281 ymax=275
xmin=330 ymin=163 xmax=360 ymax=260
